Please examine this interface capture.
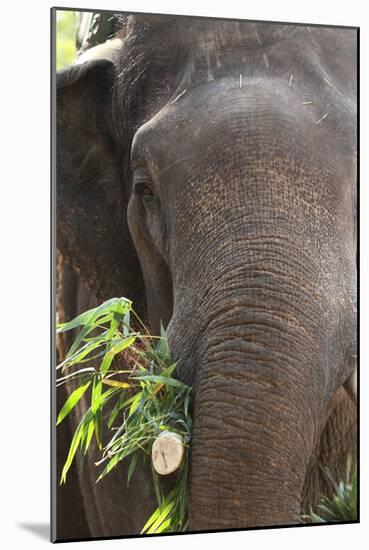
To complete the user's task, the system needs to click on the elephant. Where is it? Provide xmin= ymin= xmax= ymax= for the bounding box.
xmin=54 ymin=13 xmax=357 ymax=540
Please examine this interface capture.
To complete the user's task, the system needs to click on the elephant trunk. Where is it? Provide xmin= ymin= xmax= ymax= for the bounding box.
xmin=170 ymin=237 xmax=333 ymax=529
xmin=188 ymin=335 xmax=314 ymax=528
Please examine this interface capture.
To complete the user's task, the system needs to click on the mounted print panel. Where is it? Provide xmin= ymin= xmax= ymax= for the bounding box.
xmin=51 ymin=7 xmax=358 ymax=542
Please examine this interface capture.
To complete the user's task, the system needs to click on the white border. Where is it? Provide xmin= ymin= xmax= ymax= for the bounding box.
xmin=1 ymin=1 xmax=367 ymax=548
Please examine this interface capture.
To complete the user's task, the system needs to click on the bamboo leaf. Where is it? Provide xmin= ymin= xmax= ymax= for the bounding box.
xmin=82 ymin=418 xmax=95 ymax=455
xmin=58 ymin=335 xmax=108 ymax=370
xmin=156 ymin=322 xmax=170 ymax=361
xmin=60 ymin=417 xmax=85 ymax=483
xmin=106 ymin=315 xmax=119 ymax=339
xmin=141 ymin=503 xmax=162 ymax=533
xmin=102 ymin=379 xmax=131 ymax=389
xmin=91 ymin=378 xmax=103 ymax=414
xmin=94 ymin=408 xmax=103 ymax=450
xmin=160 ymin=363 xmax=177 ymax=377
xmin=63 ymin=298 xmax=131 ymax=359
xmin=123 ymin=310 xmax=131 ymax=335
xmin=184 ymin=391 xmax=190 ymax=418
xmin=56 ymin=306 xmax=99 ymax=332
xmin=56 ymin=367 xmax=95 ymax=386
xmin=129 ymin=392 xmax=142 ymax=416
xmin=154 ymin=517 xmax=171 ymax=533
xmin=100 ymin=335 xmax=137 ymax=376
xmin=133 ymin=374 xmax=186 ymax=389
xmin=108 ymin=391 xmax=127 ymax=428
xmin=127 ymin=453 xmax=139 ymax=485
xmin=144 ymin=497 xmax=175 ymax=534
xmin=57 ymin=381 xmax=91 ymax=425
xmin=97 ymin=450 xmax=125 ymax=481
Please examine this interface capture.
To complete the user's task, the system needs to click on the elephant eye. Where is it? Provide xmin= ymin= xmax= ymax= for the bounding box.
xmin=134 ymin=182 xmax=154 ymax=198
xmin=133 ymin=168 xmax=154 ymax=199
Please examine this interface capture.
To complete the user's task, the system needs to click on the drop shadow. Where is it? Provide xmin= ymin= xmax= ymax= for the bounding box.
xmin=18 ymin=522 xmax=49 ymax=541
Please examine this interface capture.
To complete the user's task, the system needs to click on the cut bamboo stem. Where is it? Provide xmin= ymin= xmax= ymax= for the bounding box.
xmin=152 ymin=431 xmax=184 ymax=475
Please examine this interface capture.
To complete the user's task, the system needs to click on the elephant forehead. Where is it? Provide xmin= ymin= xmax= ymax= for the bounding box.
xmin=131 ymin=77 xmax=353 ymax=184
xmin=136 ymin=78 xmax=303 ymax=140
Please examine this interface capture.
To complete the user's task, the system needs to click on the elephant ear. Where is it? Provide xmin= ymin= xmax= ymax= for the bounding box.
xmin=56 ymin=59 xmax=146 ymax=313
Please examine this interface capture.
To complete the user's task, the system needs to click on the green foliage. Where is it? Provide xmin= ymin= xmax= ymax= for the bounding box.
xmin=57 ymin=297 xmax=192 ymax=534
xmin=56 ymin=10 xmax=77 ymax=70
xmin=304 ymin=468 xmax=357 ymax=523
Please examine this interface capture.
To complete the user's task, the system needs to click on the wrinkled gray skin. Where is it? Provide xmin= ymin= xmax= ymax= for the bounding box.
xmin=56 ymin=15 xmax=357 ymax=539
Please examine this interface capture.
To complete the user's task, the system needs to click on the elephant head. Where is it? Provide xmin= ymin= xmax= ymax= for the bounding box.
xmin=56 ymin=14 xmax=357 ymax=535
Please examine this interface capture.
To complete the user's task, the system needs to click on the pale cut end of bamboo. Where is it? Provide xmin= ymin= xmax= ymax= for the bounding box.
xmin=152 ymin=431 xmax=184 ymax=475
